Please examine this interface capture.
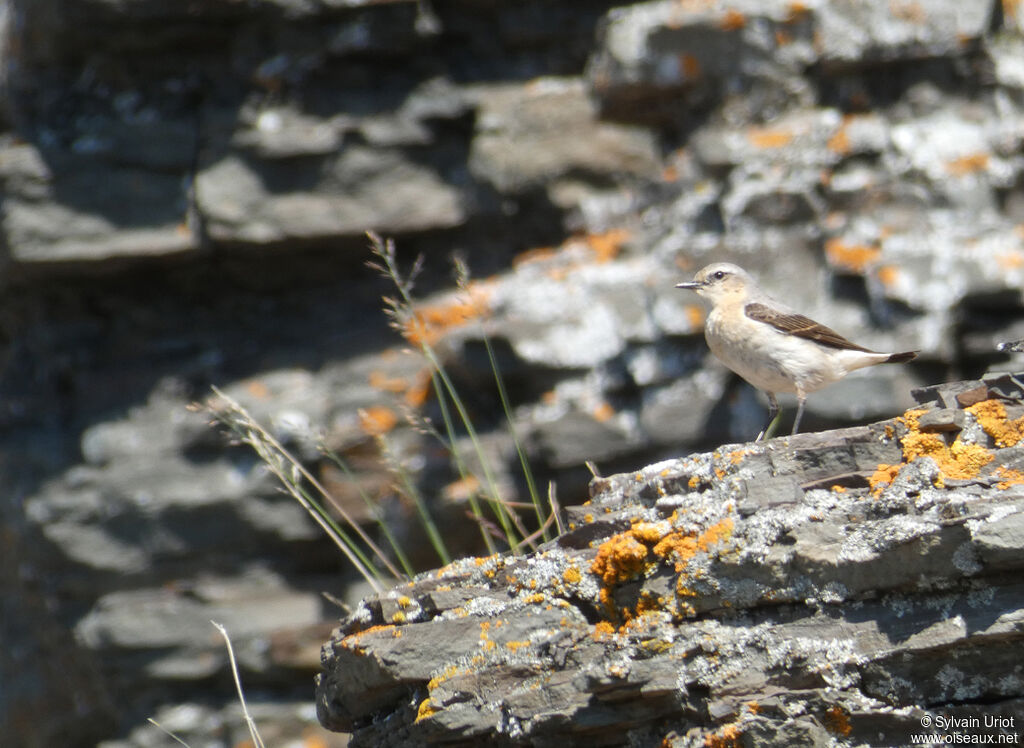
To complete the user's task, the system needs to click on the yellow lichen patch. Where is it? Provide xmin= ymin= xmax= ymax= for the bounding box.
xmin=522 ymin=593 xmax=546 ymax=604
xmin=416 ymin=697 xmax=439 ymax=722
xmin=996 ymin=466 xmax=1024 ymax=490
xmin=397 ymin=596 xmax=412 ymax=608
xmin=747 ymin=126 xmax=794 ymax=149
xmin=824 ymin=237 xmax=881 ymax=273
xmin=426 ymin=664 xmax=460 ymax=691
xmin=635 ymin=591 xmax=666 ymax=617
xmin=478 ymin=621 xmax=496 ymax=651
xmin=563 ymin=566 xmax=582 ymax=584
xmin=871 ymin=406 xmax=1001 ymax=494
xmin=505 ymin=640 xmax=531 ymax=652
xmin=968 ymin=399 xmax=1024 ymax=448
xmin=824 ymin=705 xmax=853 ymax=736
xmin=688 ymin=475 xmax=701 ymax=489
xmin=831 ymin=484 xmax=847 ymax=493
xmin=676 ymin=581 xmax=698 ymax=598
xmin=358 ymin=405 xmax=398 ymax=436
xmin=592 ymin=620 xmax=616 ymax=640
xmin=391 ymin=611 xmax=407 ymax=624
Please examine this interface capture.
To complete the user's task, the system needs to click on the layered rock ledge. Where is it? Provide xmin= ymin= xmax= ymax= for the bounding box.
xmin=317 ymin=375 xmax=1024 ymax=746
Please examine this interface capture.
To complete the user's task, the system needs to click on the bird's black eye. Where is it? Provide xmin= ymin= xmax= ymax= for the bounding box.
xmin=713 ymin=270 xmax=726 ymax=280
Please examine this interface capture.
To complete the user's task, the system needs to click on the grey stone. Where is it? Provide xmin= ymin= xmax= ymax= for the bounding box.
xmin=317 ymin=385 xmax=1024 ymax=745
xmin=13 ymin=0 xmax=1024 ymax=745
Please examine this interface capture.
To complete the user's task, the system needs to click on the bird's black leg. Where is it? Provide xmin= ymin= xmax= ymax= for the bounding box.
xmin=757 ymin=392 xmax=780 ymax=441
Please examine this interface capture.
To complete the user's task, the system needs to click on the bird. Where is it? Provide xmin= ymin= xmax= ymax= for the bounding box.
xmin=676 ymin=262 xmax=917 ymax=440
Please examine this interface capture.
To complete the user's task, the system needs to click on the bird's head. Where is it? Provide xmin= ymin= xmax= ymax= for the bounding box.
xmin=676 ymin=263 xmax=752 ymax=304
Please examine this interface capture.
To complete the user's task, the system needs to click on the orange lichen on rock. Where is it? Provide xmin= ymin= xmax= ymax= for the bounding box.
xmin=592 ymin=401 xmax=616 ymax=423
xmin=513 ymin=246 xmax=558 ymax=267
xmin=747 ymin=126 xmax=794 ymax=149
xmin=968 ymin=399 xmax=1024 ymax=448
xmin=591 ymin=518 xmax=734 ymax=618
xmin=997 ymin=251 xmax=1024 ymax=270
xmin=786 ymin=1 xmax=810 ymax=22
xmin=653 ymin=518 xmax=734 ymax=571
xmin=824 ymin=705 xmax=853 ymax=736
xmin=584 ymin=228 xmax=631 ymax=263
xmin=725 ymin=448 xmax=752 ymax=465
xmin=824 ymin=237 xmax=881 ymax=273
xmin=704 ymin=723 xmax=743 ymax=748
xmin=402 ymin=284 xmax=492 ymax=346
xmin=442 ymin=475 xmax=482 ymax=503
xmin=592 ymin=620 xmax=616 ymax=640
xmin=877 ymin=264 xmax=901 ymax=288
xmin=871 ymin=407 xmax=1000 ymax=494
xmin=899 ymin=430 xmax=992 ymax=480
xmin=719 ymin=9 xmax=746 ymax=30
xmin=826 ymin=125 xmax=851 ymax=155
xmin=592 ymin=531 xmax=651 ymax=590
xmin=946 ymin=152 xmax=990 ymax=176
xmin=358 ymin=405 xmax=399 ymax=436
xmin=368 ymin=370 xmax=409 ymax=393
xmin=996 ymin=466 xmax=1024 ymax=490
xmin=686 ymin=303 xmax=706 ymax=329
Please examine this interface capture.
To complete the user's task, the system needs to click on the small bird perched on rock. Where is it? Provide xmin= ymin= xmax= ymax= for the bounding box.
xmin=677 ymin=262 xmax=917 ymax=440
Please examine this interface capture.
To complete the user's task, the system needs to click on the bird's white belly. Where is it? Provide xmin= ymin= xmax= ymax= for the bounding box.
xmin=705 ymin=310 xmax=841 ymax=395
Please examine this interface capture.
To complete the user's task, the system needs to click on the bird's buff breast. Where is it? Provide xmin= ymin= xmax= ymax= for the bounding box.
xmin=704 ymin=309 xmax=838 ymax=394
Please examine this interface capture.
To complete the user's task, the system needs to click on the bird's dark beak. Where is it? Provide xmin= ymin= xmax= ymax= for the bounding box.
xmin=676 ymin=280 xmax=702 ymax=290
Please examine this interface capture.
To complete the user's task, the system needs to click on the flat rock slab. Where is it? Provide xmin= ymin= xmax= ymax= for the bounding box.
xmin=317 ymin=375 xmax=1024 ymax=746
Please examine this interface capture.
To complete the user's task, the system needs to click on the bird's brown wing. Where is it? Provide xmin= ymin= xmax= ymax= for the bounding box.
xmin=745 ymin=302 xmax=874 ymax=352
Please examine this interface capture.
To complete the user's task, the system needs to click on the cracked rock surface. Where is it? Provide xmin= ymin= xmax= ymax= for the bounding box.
xmin=318 ymin=376 xmax=1024 ymax=746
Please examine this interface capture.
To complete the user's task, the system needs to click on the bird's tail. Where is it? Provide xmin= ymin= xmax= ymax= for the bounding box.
xmin=884 ymin=351 xmax=918 ymax=364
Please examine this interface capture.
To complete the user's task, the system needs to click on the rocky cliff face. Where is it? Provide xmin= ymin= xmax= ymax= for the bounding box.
xmin=4 ymin=0 xmax=1024 ymax=745
xmin=317 ymin=376 xmax=1024 ymax=746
